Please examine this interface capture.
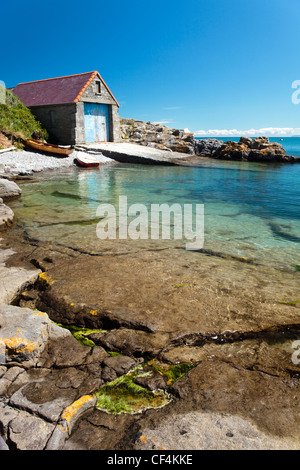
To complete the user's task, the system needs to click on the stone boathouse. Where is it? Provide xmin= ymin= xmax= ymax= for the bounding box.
xmin=12 ymin=71 xmax=120 ymax=145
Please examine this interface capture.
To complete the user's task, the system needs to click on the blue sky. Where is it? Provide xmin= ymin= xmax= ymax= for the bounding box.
xmin=1 ymin=0 xmax=300 ymax=136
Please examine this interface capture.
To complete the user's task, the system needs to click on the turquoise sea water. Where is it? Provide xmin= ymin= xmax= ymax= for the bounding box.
xmin=9 ymin=139 xmax=300 ymax=272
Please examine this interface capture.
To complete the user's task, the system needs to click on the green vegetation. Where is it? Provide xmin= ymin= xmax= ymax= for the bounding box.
xmin=292 ymin=264 xmax=300 ymax=272
xmin=279 ymin=298 xmax=300 ymax=306
xmin=0 ymin=89 xmax=48 ymax=141
xmin=52 ymin=323 xmax=195 ymax=415
xmin=147 ymin=358 xmax=196 ymax=385
xmin=95 ymin=366 xmax=171 ymax=415
xmin=54 ymin=323 xmax=105 ymax=347
xmin=173 ymin=283 xmax=192 ymax=289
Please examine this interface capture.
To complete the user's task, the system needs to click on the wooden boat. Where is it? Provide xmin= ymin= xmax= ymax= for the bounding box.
xmin=25 ymin=139 xmax=73 ymax=157
xmin=75 ymin=154 xmax=100 ymax=167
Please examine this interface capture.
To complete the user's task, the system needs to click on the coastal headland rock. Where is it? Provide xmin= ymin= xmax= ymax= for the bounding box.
xmin=211 ymin=136 xmax=298 ymax=163
xmin=119 ymin=118 xmax=299 ymax=163
xmin=120 ymin=118 xmax=195 ymax=154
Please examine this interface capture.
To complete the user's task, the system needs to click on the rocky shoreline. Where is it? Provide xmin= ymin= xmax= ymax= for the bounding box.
xmin=120 ymin=118 xmax=300 ymax=163
xmin=0 ymin=149 xmax=300 ymax=450
xmin=1 ymin=222 xmax=300 ymax=450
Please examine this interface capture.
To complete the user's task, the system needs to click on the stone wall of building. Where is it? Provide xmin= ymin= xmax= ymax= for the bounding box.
xmin=111 ymin=105 xmax=121 ymax=142
xmin=79 ymin=75 xmax=117 ymax=105
xmin=29 ymin=103 xmax=77 ymax=145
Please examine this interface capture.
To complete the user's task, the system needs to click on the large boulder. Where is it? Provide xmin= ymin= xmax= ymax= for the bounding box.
xmin=0 ymin=178 xmax=21 ymax=201
xmin=0 ymin=304 xmax=54 ymax=367
xmin=0 ymin=198 xmax=14 ymax=231
xmin=194 ymin=138 xmax=223 ymax=156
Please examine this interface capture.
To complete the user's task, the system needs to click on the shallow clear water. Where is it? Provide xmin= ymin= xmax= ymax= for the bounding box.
xmin=9 ymin=156 xmax=300 ymax=271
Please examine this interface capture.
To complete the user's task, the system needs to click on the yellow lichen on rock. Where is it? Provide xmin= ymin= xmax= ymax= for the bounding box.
xmin=0 ymin=335 xmax=39 ymax=355
xmin=32 ymin=310 xmax=48 ymax=318
xmin=61 ymin=395 xmax=95 ymax=427
xmin=38 ymin=272 xmax=54 ymax=286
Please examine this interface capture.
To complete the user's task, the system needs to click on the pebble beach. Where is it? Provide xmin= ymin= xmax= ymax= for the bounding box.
xmin=0 ymin=148 xmax=115 ymax=176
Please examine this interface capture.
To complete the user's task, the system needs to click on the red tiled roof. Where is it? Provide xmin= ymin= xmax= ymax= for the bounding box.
xmin=12 ymin=71 xmax=119 ymax=107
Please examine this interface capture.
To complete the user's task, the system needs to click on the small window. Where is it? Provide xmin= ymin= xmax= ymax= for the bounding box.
xmin=95 ymin=81 xmax=101 ymax=94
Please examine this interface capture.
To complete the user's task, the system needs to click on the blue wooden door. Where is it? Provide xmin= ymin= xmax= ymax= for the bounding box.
xmin=84 ymin=103 xmax=110 ymax=143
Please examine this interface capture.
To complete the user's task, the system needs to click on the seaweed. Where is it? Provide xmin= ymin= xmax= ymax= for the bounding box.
xmin=54 ymin=323 xmax=105 ymax=347
xmin=95 ymin=366 xmax=171 ymax=415
xmin=147 ymin=358 xmax=196 ymax=385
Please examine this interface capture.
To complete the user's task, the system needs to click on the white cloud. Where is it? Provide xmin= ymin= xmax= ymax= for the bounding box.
xmin=194 ymin=127 xmax=300 ymax=137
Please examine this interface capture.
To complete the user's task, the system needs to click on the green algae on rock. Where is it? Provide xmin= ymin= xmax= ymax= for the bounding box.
xmin=95 ymin=366 xmax=171 ymax=415
xmin=146 ymin=358 xmax=197 ymax=385
xmin=55 ymin=323 xmax=105 ymax=347
xmin=279 ymin=299 xmax=300 ymax=306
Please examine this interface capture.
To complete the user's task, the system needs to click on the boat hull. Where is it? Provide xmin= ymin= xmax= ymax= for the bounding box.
xmin=75 ymin=155 xmax=100 ymax=167
xmin=76 ymin=158 xmax=100 ymax=168
xmin=25 ymin=139 xmax=73 ymax=157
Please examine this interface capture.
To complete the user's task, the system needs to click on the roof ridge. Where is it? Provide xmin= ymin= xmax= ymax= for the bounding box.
xmin=74 ymin=71 xmax=120 ymax=107
xmin=74 ymin=71 xmax=98 ymax=102
xmin=17 ymin=71 xmax=96 ymax=86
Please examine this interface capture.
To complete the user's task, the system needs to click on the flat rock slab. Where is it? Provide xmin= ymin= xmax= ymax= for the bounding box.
xmin=0 ymin=246 xmax=40 ymax=304
xmin=116 ymin=359 xmax=300 ymax=451
xmin=38 ymin=246 xmax=300 ymax=360
xmin=133 ymin=410 xmax=299 ymax=451
xmin=76 ymin=142 xmax=195 ymax=165
xmin=0 ymin=402 xmax=55 ymax=450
